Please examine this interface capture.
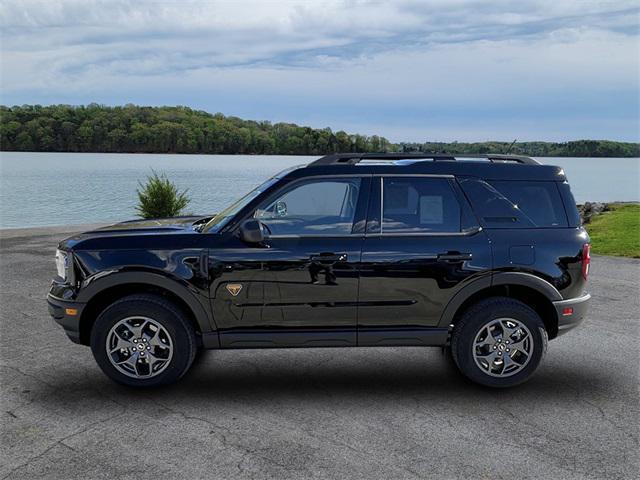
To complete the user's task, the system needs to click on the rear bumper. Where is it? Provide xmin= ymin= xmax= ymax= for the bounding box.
xmin=47 ymin=294 xmax=85 ymax=344
xmin=553 ymin=293 xmax=591 ymax=336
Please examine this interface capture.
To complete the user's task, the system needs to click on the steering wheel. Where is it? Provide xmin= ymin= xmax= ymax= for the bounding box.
xmin=260 ymin=221 xmax=272 ymax=235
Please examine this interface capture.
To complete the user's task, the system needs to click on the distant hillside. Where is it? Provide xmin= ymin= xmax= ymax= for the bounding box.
xmin=396 ymin=140 xmax=640 ymax=158
xmin=1 ymin=104 xmax=638 ymax=157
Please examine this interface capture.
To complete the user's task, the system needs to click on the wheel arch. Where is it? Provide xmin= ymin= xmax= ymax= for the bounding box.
xmin=439 ymin=272 xmax=561 ymax=339
xmin=77 ymin=272 xmax=213 ymax=346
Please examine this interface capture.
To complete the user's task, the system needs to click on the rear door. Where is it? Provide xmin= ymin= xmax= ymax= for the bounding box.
xmin=358 ymin=175 xmax=492 ymax=345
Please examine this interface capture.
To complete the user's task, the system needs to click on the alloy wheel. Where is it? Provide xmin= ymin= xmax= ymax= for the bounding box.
xmin=105 ymin=316 xmax=173 ymax=379
xmin=472 ymin=317 xmax=533 ymax=377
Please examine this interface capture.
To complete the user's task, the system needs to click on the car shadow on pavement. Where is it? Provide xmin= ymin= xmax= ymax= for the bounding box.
xmin=178 ymin=357 xmax=607 ymax=401
xmin=25 ymin=349 xmax=615 ymax=412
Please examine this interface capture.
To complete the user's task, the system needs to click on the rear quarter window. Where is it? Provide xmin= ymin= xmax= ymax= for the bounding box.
xmin=459 ymin=178 xmax=568 ymax=228
xmin=557 ymin=181 xmax=581 ymax=227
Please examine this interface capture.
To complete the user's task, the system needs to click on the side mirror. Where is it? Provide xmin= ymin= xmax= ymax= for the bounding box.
xmin=275 ymin=201 xmax=287 ymax=217
xmin=239 ymin=219 xmax=265 ymax=244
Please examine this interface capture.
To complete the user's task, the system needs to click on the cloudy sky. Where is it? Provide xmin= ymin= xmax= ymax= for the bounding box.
xmin=1 ymin=0 xmax=638 ymax=142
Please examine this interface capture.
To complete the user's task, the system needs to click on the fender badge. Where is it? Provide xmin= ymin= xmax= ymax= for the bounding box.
xmin=226 ymin=283 xmax=243 ymax=296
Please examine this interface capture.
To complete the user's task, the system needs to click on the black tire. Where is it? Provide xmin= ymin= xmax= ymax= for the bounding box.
xmin=90 ymin=294 xmax=197 ymax=387
xmin=451 ymin=297 xmax=548 ymax=388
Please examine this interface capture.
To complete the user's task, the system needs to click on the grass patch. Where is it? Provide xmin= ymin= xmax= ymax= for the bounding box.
xmin=585 ymin=204 xmax=640 ymax=258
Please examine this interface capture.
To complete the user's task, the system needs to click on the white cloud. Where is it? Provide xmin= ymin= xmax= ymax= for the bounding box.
xmin=1 ymin=0 xmax=638 ymax=141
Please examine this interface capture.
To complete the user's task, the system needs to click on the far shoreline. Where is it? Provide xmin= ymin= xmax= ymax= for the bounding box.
xmin=3 ymin=105 xmax=639 ymax=157
xmin=1 ymin=151 xmax=640 ymax=159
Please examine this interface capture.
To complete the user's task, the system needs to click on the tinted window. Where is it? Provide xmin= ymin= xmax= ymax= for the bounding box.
xmin=381 ymin=177 xmax=461 ymax=233
xmin=255 ymin=178 xmax=361 ymax=235
xmin=204 ymin=176 xmax=279 ymax=232
xmin=459 ymin=178 xmax=567 ymax=228
xmin=557 ymin=181 xmax=581 ymax=227
xmin=488 ymin=181 xmax=567 ymax=227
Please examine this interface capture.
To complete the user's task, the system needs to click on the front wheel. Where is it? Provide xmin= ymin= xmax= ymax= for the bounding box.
xmin=90 ymin=294 xmax=197 ymax=387
xmin=451 ymin=297 xmax=548 ymax=388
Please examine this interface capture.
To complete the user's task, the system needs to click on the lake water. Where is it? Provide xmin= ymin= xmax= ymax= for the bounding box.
xmin=0 ymin=152 xmax=638 ymax=229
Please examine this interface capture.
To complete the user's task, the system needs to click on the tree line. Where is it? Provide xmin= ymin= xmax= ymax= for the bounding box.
xmin=1 ymin=104 xmax=638 ymax=157
xmin=0 ymin=104 xmax=390 ymax=155
xmin=397 ymin=140 xmax=640 ymax=158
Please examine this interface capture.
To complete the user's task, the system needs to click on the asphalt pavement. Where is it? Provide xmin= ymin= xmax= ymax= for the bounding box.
xmin=1 ymin=225 xmax=638 ymax=479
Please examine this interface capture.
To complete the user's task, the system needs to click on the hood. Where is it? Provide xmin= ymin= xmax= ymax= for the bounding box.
xmin=95 ymin=215 xmax=212 ymax=232
xmin=59 ymin=215 xmax=214 ymax=250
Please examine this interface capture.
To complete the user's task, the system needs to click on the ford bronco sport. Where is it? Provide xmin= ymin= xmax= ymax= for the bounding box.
xmin=48 ymin=153 xmax=591 ymax=388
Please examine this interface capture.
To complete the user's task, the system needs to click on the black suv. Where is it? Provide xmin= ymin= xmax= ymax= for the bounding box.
xmin=48 ymin=153 xmax=591 ymax=388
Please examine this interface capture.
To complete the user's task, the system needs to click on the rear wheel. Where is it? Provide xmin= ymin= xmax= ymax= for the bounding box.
xmin=90 ymin=294 xmax=197 ymax=387
xmin=451 ymin=297 xmax=547 ymax=388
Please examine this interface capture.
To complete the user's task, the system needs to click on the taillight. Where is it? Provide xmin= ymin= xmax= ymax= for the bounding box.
xmin=581 ymin=244 xmax=591 ymax=280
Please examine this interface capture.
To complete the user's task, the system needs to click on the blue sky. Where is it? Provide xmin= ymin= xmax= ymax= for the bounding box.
xmin=1 ymin=0 xmax=638 ymax=142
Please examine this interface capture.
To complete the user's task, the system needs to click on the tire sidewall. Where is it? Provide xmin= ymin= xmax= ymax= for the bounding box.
xmin=453 ymin=299 xmax=547 ymax=388
xmin=90 ymin=297 xmax=195 ymax=387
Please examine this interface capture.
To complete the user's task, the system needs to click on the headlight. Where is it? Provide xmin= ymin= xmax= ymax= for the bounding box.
xmin=55 ymin=249 xmax=68 ymax=280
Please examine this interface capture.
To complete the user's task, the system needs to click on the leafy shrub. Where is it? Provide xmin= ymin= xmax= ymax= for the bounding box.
xmin=136 ymin=170 xmax=190 ymax=219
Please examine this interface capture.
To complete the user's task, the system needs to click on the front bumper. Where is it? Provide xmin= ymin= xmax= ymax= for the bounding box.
xmin=47 ymin=294 xmax=86 ymax=344
xmin=553 ymin=293 xmax=591 ymax=336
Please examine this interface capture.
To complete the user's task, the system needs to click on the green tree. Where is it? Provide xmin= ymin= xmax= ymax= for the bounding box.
xmin=136 ymin=170 xmax=191 ymax=219
xmin=0 ymin=104 xmax=638 ymax=157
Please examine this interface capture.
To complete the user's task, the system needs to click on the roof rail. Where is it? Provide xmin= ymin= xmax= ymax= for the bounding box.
xmin=309 ymin=153 xmax=540 ymax=166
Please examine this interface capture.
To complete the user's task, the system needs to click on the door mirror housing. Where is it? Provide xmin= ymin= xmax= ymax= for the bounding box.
xmin=239 ymin=219 xmax=265 ymax=244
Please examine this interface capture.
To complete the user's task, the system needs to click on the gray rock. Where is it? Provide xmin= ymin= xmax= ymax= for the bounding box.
xmin=578 ymin=201 xmax=609 ymax=224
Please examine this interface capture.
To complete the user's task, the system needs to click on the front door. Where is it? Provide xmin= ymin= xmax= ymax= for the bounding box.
xmin=358 ymin=175 xmax=492 ymax=346
xmin=211 ymin=176 xmax=369 ymax=348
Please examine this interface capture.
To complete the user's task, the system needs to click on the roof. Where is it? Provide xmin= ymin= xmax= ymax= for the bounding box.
xmin=291 ymin=152 xmax=566 ymax=182
xmin=309 ymin=152 xmax=540 ymax=166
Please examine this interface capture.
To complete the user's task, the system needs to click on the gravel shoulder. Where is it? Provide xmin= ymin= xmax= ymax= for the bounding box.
xmin=1 ymin=226 xmax=639 ymax=480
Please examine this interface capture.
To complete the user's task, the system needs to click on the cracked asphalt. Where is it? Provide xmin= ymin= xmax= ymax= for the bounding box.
xmin=1 ymin=225 xmax=639 ymax=480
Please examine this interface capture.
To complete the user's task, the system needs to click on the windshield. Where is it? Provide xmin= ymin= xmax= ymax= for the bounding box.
xmin=203 ymin=177 xmax=279 ymax=233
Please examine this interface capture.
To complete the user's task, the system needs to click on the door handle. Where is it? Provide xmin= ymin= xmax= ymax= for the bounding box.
xmin=310 ymin=253 xmax=348 ymax=262
xmin=437 ymin=252 xmax=472 ymax=262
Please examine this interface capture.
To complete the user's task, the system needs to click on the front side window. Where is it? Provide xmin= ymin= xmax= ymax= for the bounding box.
xmin=255 ymin=178 xmax=361 ymax=235
xmin=380 ymin=177 xmax=461 ymax=233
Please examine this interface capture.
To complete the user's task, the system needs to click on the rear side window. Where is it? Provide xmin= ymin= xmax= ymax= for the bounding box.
xmin=380 ymin=177 xmax=461 ymax=233
xmin=459 ymin=178 xmax=568 ymax=228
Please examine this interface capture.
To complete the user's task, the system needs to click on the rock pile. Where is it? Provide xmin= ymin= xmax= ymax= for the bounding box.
xmin=578 ymin=202 xmax=609 ymax=224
